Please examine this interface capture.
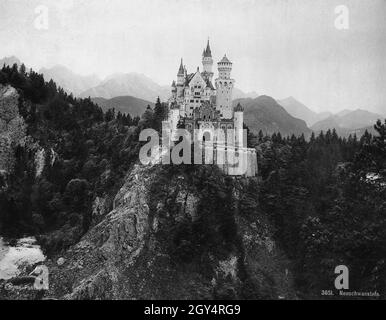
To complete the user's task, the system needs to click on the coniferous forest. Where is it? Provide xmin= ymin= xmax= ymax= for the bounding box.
xmin=0 ymin=64 xmax=385 ymax=298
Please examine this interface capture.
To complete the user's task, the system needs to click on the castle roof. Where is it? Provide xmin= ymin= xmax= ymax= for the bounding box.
xmin=203 ymin=39 xmax=212 ymax=58
xmin=234 ymin=102 xmax=244 ymax=112
xmin=219 ymin=54 xmax=231 ymax=64
xmin=177 ymin=58 xmax=184 ymax=75
xmin=171 ymin=80 xmax=176 ymax=87
xmin=185 ymin=73 xmax=195 ymax=85
xmin=205 ymin=78 xmax=215 ymax=90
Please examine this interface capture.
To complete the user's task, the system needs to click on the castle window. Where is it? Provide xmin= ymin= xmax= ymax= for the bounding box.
xmin=203 ymin=131 xmax=211 ymax=142
xmin=190 ymin=100 xmax=194 ymax=102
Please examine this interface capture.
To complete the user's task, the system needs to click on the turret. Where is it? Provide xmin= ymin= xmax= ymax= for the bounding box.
xmin=215 ymin=54 xmax=234 ymax=119
xmin=234 ymin=102 xmax=244 ymax=147
xmin=171 ymin=80 xmax=176 ymax=99
xmin=217 ymin=54 xmax=232 ymax=79
xmin=176 ymin=58 xmax=185 ymax=98
xmin=202 ymin=39 xmax=214 ymax=81
xmin=177 ymin=58 xmax=184 ymax=85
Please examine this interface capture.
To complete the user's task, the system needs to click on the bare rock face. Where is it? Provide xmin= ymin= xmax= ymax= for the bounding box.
xmin=91 ymin=196 xmax=110 ymax=226
xmin=0 ymin=85 xmax=19 ymax=122
xmin=0 ymin=85 xmax=26 ymax=174
xmin=0 ymin=85 xmax=56 ymax=185
xmin=46 ymin=164 xmax=295 ymax=300
xmin=46 ymin=164 xmax=158 ymax=299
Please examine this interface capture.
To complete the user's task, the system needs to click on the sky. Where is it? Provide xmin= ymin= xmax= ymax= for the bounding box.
xmin=0 ymin=0 xmax=386 ymax=114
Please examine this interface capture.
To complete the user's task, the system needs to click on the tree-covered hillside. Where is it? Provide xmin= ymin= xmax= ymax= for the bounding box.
xmin=253 ymin=127 xmax=386 ymax=297
xmin=0 ymin=63 xmax=167 ymax=253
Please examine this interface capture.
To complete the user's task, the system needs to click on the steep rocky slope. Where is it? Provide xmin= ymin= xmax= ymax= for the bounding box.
xmin=43 ymin=164 xmax=295 ymax=299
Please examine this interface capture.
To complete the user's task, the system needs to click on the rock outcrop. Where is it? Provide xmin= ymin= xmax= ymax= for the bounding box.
xmin=44 ymin=164 xmax=295 ymax=299
xmin=0 ymin=85 xmax=26 ymax=175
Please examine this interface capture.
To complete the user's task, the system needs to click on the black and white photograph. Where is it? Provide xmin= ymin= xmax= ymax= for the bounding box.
xmin=0 ymin=0 xmax=385 ymax=306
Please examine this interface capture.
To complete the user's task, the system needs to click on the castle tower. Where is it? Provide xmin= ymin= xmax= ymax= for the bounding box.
xmin=215 ymin=55 xmax=234 ymax=119
xmin=176 ymin=58 xmax=185 ymax=98
xmin=171 ymin=80 xmax=176 ymax=99
xmin=169 ymin=102 xmax=180 ymax=142
xmin=234 ymin=102 xmax=244 ymax=147
xmin=202 ymin=39 xmax=214 ymax=82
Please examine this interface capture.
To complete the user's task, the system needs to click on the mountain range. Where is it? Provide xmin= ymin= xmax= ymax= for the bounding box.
xmin=234 ymin=96 xmax=311 ymax=137
xmin=79 ymin=72 xmax=171 ymax=102
xmin=79 ymin=73 xmax=258 ymax=102
xmin=40 ymin=65 xmax=101 ymax=96
xmin=2 ymin=56 xmax=384 ymax=137
xmin=232 ymin=88 xmax=259 ymax=100
xmin=0 ymin=56 xmax=22 ymax=68
xmin=310 ymin=109 xmax=383 ymax=137
xmin=91 ymin=96 xmax=154 ymax=116
xmin=277 ymin=96 xmax=385 ymax=137
xmin=277 ymin=96 xmax=331 ymax=126
xmin=2 ymin=57 xmax=258 ymax=103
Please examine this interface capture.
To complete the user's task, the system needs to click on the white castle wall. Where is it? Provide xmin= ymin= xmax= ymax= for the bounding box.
xmin=200 ymin=143 xmax=258 ymax=177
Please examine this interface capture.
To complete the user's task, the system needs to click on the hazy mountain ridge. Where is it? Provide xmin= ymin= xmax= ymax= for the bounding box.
xmin=39 ymin=65 xmax=101 ymax=96
xmin=80 ymin=72 xmax=258 ymax=102
xmin=91 ymin=96 xmax=154 ymax=116
xmin=278 ymin=96 xmax=385 ymax=137
xmin=232 ymin=88 xmax=259 ymax=100
xmin=311 ymin=109 xmax=384 ymax=137
xmin=2 ymin=56 xmax=259 ymax=103
xmin=78 ymin=72 xmax=170 ymax=102
xmin=278 ymin=96 xmax=331 ymax=126
xmin=234 ymin=96 xmax=311 ymax=137
xmin=0 ymin=56 xmax=22 ymax=68
xmin=2 ymin=58 xmax=101 ymax=96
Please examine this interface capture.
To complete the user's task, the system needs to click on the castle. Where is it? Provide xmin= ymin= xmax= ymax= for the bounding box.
xmin=163 ymin=40 xmax=258 ymax=177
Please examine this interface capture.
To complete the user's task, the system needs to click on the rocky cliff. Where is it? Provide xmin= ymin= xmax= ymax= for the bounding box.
xmin=0 ymin=85 xmax=26 ymax=175
xmin=44 ymin=164 xmax=295 ymax=299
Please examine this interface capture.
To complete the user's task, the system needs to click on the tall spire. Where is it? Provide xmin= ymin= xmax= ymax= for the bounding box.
xmin=177 ymin=58 xmax=184 ymax=75
xmin=203 ymin=38 xmax=212 ymax=58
